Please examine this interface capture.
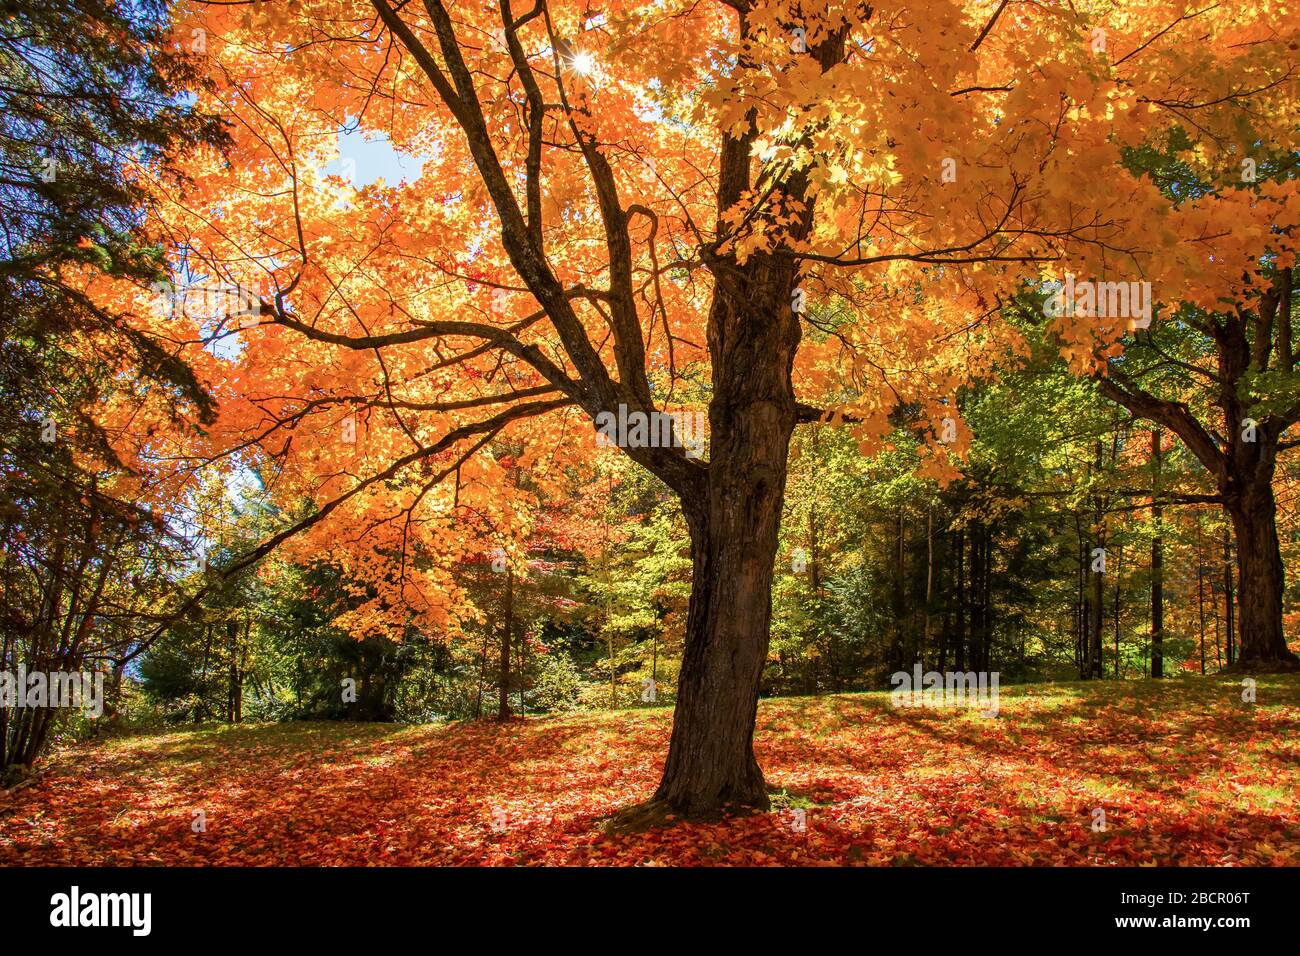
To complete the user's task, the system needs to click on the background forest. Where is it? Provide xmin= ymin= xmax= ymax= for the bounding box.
xmin=121 ymin=323 xmax=1299 ymax=733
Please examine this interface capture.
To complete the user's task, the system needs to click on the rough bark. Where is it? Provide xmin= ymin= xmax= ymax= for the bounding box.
xmin=1227 ymin=480 xmax=1297 ymax=669
xmin=630 ymin=12 xmax=849 ymax=821
xmin=651 ymin=265 xmax=801 ymax=818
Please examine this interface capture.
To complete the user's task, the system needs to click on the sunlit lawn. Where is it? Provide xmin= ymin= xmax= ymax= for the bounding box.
xmin=2 ymin=675 xmax=1297 ymax=865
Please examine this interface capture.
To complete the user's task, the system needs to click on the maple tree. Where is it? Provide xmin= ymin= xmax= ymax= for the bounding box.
xmin=138 ymin=0 xmax=1300 ymax=817
xmin=1082 ymin=213 xmax=1300 ymax=672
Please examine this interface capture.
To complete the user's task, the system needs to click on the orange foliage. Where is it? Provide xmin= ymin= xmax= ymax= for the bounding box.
xmin=101 ymin=0 xmax=1300 ymax=637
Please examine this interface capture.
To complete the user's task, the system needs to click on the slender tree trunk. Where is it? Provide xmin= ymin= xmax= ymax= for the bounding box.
xmin=198 ymin=622 xmax=212 ymax=722
xmin=1089 ymin=537 xmax=1104 ymax=679
xmin=1223 ymin=522 xmax=1235 ymax=666
xmin=1213 ymin=567 xmax=1223 ymax=671
xmin=474 ymin=622 xmax=489 ymax=719
xmin=1113 ymin=544 xmax=1123 ymax=679
xmin=237 ymin=617 xmax=249 ymax=723
xmin=498 ymin=568 xmax=513 ymax=721
xmin=1075 ymin=515 xmax=1086 ymax=678
xmin=810 ymin=485 xmax=835 ymax=688
xmin=956 ymin=526 xmax=967 ymax=672
xmin=519 ymin=621 xmax=527 ymax=717
xmin=938 ymin=525 xmax=951 ymax=672
xmin=983 ymin=528 xmax=993 ymax=671
xmin=978 ymin=526 xmax=989 ymax=671
xmin=1151 ymin=429 xmax=1164 ymax=678
xmin=1197 ymin=518 xmax=1207 ymax=675
xmin=607 ymin=629 xmax=617 ymax=708
xmin=924 ymin=504 xmax=933 ymax=670
xmin=808 ymin=490 xmax=821 ymax=600
xmin=226 ymin=618 xmax=239 ymax=723
xmin=887 ymin=510 xmax=905 ymax=672
xmin=1088 ymin=441 xmax=1105 ymax=679
xmin=604 ymin=475 xmax=617 ymax=709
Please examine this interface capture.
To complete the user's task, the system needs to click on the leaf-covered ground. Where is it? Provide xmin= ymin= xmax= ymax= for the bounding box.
xmin=3 ymin=676 xmax=1299 ymax=865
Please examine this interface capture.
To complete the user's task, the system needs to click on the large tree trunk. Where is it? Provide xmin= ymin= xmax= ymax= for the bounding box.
xmin=1227 ymin=480 xmax=1298 ymax=670
xmin=631 ymin=11 xmax=844 ymax=822
xmin=651 ymin=271 xmax=799 ymax=819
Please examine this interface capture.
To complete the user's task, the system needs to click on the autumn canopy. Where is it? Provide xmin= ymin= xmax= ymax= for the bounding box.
xmin=77 ymin=0 xmax=1300 ymax=815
